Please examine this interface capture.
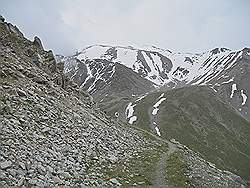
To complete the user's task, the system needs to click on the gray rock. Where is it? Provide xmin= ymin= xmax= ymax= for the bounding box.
xmin=41 ymin=127 xmax=50 ymax=133
xmin=0 ymin=161 xmax=12 ymax=169
xmin=109 ymin=178 xmax=121 ymax=186
xmin=33 ymin=36 xmax=44 ymax=50
xmin=109 ymin=155 xmax=118 ymax=164
xmin=0 ymin=15 xmax=5 ymax=23
xmin=19 ymin=162 xmax=26 ymax=170
xmin=53 ymin=176 xmax=64 ymax=184
xmin=60 ymin=171 xmax=71 ymax=180
xmin=37 ymin=164 xmax=46 ymax=175
xmin=6 ymin=23 xmax=24 ymax=37
xmin=16 ymin=65 xmax=24 ymax=72
xmin=17 ymin=177 xmax=25 ymax=186
xmin=46 ymin=166 xmax=53 ymax=173
xmin=16 ymin=88 xmax=27 ymax=97
xmin=28 ymin=178 xmax=37 ymax=185
xmin=33 ymin=76 xmax=47 ymax=84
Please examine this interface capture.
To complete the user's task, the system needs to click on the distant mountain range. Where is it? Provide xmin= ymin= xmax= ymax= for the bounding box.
xmin=56 ymin=44 xmax=250 ymax=121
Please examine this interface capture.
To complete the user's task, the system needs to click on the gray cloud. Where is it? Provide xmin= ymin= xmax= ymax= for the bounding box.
xmin=1 ymin=0 xmax=250 ymax=55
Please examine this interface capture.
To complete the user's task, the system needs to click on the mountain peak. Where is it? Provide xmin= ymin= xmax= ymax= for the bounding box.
xmin=210 ymin=47 xmax=231 ymax=55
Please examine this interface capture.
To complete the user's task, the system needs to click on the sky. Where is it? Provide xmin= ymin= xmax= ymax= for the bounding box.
xmin=1 ymin=0 xmax=250 ymax=55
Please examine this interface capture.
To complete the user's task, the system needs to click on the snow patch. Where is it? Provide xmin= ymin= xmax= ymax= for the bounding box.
xmin=125 ymin=102 xmax=136 ymax=118
xmin=241 ymin=90 xmax=248 ymax=105
xmin=158 ymin=93 xmax=165 ymax=99
xmin=152 ymin=108 xmax=159 ymax=115
xmin=230 ymin=84 xmax=237 ymax=98
xmin=221 ymin=77 xmax=234 ymax=85
xmin=152 ymin=94 xmax=166 ymax=116
xmin=155 ymin=126 xmax=161 ymax=136
xmin=135 ymin=95 xmax=147 ymax=102
xmin=153 ymin=98 xmax=166 ymax=108
xmin=129 ymin=116 xmax=137 ymax=124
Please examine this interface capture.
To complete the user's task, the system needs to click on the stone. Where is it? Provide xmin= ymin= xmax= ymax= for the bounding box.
xmin=16 ymin=65 xmax=24 ymax=72
xmin=33 ymin=36 xmax=44 ymax=50
xmin=17 ymin=177 xmax=25 ymax=186
xmin=53 ymin=176 xmax=64 ymax=184
xmin=109 ymin=155 xmax=118 ymax=164
xmin=47 ymin=166 xmax=53 ymax=173
xmin=37 ymin=164 xmax=46 ymax=175
xmin=33 ymin=76 xmax=47 ymax=85
xmin=109 ymin=178 xmax=121 ymax=186
xmin=40 ymin=116 xmax=49 ymax=122
xmin=0 ymin=15 xmax=5 ymax=23
xmin=0 ymin=170 xmax=6 ymax=179
xmin=16 ymin=88 xmax=27 ymax=97
xmin=24 ymin=70 xmax=36 ymax=78
xmin=60 ymin=171 xmax=71 ymax=180
xmin=7 ymin=23 xmax=24 ymax=37
xmin=28 ymin=178 xmax=37 ymax=185
xmin=0 ymin=161 xmax=12 ymax=169
xmin=41 ymin=127 xmax=50 ymax=133
xmin=19 ymin=162 xmax=26 ymax=170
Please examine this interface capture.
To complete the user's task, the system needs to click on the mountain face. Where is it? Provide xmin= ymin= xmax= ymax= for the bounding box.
xmin=57 ymin=44 xmax=250 ymax=121
xmin=123 ymin=86 xmax=250 ymax=181
xmin=57 ymin=44 xmax=250 ymax=184
xmin=2 ymin=15 xmax=248 ymax=187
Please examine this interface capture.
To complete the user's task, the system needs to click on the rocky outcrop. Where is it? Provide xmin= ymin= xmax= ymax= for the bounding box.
xmin=33 ymin=36 xmax=44 ymax=51
xmin=0 ymin=15 xmax=23 ymax=37
xmin=0 ymin=15 xmax=5 ymax=23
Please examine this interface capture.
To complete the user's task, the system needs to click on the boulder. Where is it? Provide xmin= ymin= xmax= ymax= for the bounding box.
xmin=33 ymin=36 xmax=44 ymax=50
xmin=0 ymin=15 xmax=5 ymax=23
xmin=33 ymin=76 xmax=48 ymax=85
xmin=6 ymin=23 xmax=24 ymax=37
xmin=16 ymin=88 xmax=27 ymax=97
xmin=109 ymin=178 xmax=121 ymax=186
xmin=0 ymin=161 xmax=12 ymax=170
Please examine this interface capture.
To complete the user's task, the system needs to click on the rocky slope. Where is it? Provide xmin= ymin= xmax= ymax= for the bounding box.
xmin=57 ymin=44 xmax=250 ymax=121
xmin=1 ymin=15 xmax=247 ymax=187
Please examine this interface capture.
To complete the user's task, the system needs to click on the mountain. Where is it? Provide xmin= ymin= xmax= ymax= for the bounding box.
xmin=57 ymin=44 xmax=250 ymax=183
xmin=57 ymin=44 xmax=250 ymax=122
xmin=1 ymin=15 xmax=247 ymax=187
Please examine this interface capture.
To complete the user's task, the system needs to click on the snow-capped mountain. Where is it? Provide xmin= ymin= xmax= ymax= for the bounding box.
xmin=63 ymin=45 xmax=245 ymax=86
xmin=56 ymin=45 xmax=250 ymax=121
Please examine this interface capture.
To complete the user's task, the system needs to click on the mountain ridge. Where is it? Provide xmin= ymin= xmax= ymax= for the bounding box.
xmin=57 ymin=44 xmax=250 ymax=121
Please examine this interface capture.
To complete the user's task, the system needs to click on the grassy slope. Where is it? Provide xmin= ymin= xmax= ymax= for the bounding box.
xmin=132 ymin=86 xmax=250 ymax=181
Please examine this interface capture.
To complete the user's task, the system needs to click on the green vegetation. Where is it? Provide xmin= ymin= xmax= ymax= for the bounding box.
xmin=129 ymin=86 xmax=250 ymax=181
xmin=133 ymin=92 xmax=161 ymax=131
xmin=102 ymin=144 xmax=167 ymax=186
xmin=165 ymin=151 xmax=189 ymax=188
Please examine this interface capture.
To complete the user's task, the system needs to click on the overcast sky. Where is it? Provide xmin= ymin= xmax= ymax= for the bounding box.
xmin=1 ymin=0 xmax=250 ymax=55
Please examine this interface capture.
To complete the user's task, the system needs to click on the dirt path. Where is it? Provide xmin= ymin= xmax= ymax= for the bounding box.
xmin=125 ymin=118 xmax=178 ymax=187
xmin=151 ymin=142 xmax=177 ymax=188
